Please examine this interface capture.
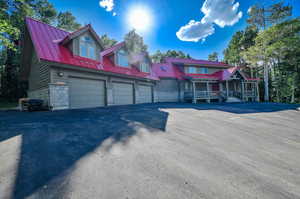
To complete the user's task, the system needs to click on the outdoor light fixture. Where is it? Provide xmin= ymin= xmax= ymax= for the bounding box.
xmin=57 ymin=72 xmax=64 ymax=77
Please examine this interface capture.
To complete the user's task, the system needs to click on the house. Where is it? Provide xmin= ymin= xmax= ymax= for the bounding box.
xmin=21 ymin=17 xmax=158 ymax=110
xmin=152 ymin=58 xmax=260 ymax=103
xmin=20 ymin=17 xmax=259 ymax=110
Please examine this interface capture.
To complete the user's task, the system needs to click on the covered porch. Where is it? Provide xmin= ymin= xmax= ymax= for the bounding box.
xmin=184 ymin=79 xmax=259 ymax=103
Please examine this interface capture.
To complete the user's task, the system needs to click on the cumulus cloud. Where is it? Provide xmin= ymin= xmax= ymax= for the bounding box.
xmin=99 ymin=0 xmax=114 ymax=12
xmin=176 ymin=0 xmax=242 ymax=42
xmin=176 ymin=20 xmax=215 ymax=42
xmin=201 ymin=0 xmax=243 ymax=28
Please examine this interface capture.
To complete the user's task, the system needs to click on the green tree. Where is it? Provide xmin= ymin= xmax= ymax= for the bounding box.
xmin=245 ymin=1 xmax=291 ymax=101
xmin=151 ymin=50 xmax=192 ymax=63
xmin=208 ymin=52 xmax=218 ymax=61
xmin=57 ymin=11 xmax=81 ymax=31
xmin=99 ymin=34 xmax=117 ymax=49
xmin=243 ymin=18 xmax=300 ymax=103
xmin=124 ymin=29 xmax=148 ymax=54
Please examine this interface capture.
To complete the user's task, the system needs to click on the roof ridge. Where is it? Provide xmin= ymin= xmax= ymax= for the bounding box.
xmin=25 ymin=16 xmax=70 ymax=33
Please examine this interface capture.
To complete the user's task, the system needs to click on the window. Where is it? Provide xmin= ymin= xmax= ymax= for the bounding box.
xmin=140 ymin=62 xmax=150 ymax=73
xmin=79 ymin=36 xmax=96 ymax=59
xmin=117 ymin=50 xmax=129 ymax=67
xmin=200 ymin=68 xmax=208 ymax=74
xmin=187 ymin=66 xmax=197 ymax=74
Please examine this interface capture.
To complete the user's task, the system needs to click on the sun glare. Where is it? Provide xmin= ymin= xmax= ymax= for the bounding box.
xmin=127 ymin=6 xmax=152 ymax=32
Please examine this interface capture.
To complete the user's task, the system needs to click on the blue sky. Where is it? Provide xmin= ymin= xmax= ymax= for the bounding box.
xmin=49 ymin=0 xmax=300 ymax=60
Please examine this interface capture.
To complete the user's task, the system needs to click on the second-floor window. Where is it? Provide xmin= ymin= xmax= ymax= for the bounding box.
xmin=187 ymin=66 xmax=197 ymax=74
xmin=117 ymin=50 xmax=129 ymax=67
xmin=80 ymin=36 xmax=96 ymax=60
xmin=140 ymin=62 xmax=150 ymax=73
xmin=200 ymin=68 xmax=208 ymax=74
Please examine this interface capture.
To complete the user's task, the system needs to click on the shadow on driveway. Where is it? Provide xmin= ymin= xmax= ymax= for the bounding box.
xmin=0 ymin=102 xmax=298 ymax=198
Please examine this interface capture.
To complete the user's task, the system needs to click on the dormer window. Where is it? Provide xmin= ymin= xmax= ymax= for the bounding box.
xmin=117 ymin=50 xmax=129 ymax=67
xmin=80 ymin=36 xmax=96 ymax=60
xmin=187 ymin=66 xmax=197 ymax=74
xmin=140 ymin=62 xmax=150 ymax=73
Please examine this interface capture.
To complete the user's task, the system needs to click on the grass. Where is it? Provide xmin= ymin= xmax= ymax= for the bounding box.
xmin=0 ymin=101 xmax=18 ymax=109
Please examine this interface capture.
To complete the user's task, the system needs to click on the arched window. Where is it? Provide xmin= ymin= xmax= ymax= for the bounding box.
xmin=79 ymin=36 xmax=96 ymax=59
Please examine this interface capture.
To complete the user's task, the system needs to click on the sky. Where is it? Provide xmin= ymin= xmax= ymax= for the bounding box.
xmin=49 ymin=0 xmax=300 ymax=60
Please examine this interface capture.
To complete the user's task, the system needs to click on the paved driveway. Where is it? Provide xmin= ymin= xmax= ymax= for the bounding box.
xmin=1 ymin=103 xmax=300 ymax=199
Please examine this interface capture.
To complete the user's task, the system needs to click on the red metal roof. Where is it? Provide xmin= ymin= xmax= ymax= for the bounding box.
xmin=25 ymin=17 xmax=158 ymax=80
xmin=165 ymin=57 xmax=230 ymax=67
xmin=100 ymin=42 xmax=125 ymax=57
xmin=152 ymin=63 xmax=185 ymax=80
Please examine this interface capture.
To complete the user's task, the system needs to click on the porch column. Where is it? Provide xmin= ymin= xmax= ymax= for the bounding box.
xmin=219 ymin=82 xmax=223 ymax=102
xmin=256 ymin=81 xmax=260 ymax=102
xmin=241 ymin=81 xmax=244 ymax=101
xmin=226 ymin=80 xmax=229 ymax=99
xmin=192 ymin=81 xmax=196 ymax=103
xmin=206 ymin=82 xmax=210 ymax=103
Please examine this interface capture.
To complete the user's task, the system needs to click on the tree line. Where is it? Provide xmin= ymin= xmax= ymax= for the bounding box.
xmin=208 ymin=1 xmax=299 ymax=103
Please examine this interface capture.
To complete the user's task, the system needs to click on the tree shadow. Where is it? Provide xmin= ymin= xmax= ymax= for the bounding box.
xmin=0 ymin=102 xmax=298 ymax=198
xmin=0 ymin=105 xmax=168 ymax=199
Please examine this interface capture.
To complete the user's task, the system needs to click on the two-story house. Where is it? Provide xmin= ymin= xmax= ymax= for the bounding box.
xmin=153 ymin=58 xmax=259 ymax=103
xmin=21 ymin=17 xmax=259 ymax=110
xmin=21 ymin=17 xmax=158 ymax=110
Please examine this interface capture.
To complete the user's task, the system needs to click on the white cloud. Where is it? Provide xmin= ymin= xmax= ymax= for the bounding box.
xmin=176 ymin=0 xmax=242 ymax=42
xmin=201 ymin=0 xmax=243 ymax=27
xmin=176 ymin=20 xmax=215 ymax=42
xmin=113 ymin=12 xmax=117 ymax=16
xmin=99 ymin=0 xmax=114 ymax=12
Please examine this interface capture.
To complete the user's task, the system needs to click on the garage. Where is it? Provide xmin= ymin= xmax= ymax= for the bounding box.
xmin=69 ymin=77 xmax=105 ymax=109
xmin=139 ymin=85 xmax=152 ymax=103
xmin=112 ymin=82 xmax=134 ymax=105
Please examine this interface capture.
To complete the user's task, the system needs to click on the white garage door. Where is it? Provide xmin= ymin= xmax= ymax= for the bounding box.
xmin=69 ymin=77 xmax=105 ymax=109
xmin=112 ymin=82 xmax=134 ymax=105
xmin=139 ymin=85 xmax=152 ymax=103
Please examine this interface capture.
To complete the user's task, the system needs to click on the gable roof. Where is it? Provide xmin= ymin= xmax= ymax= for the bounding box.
xmin=25 ymin=17 xmax=158 ymax=81
xmin=100 ymin=42 xmax=125 ymax=57
xmin=59 ymin=24 xmax=103 ymax=49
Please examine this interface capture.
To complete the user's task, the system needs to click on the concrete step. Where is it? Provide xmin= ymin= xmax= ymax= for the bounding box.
xmin=226 ymin=97 xmax=242 ymax=103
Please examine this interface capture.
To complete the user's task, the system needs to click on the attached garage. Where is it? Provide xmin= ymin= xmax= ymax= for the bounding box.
xmin=139 ymin=85 xmax=152 ymax=103
xmin=112 ymin=82 xmax=134 ymax=105
xmin=69 ymin=77 xmax=105 ymax=109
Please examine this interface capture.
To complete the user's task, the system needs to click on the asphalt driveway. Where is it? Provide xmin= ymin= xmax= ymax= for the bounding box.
xmin=1 ymin=102 xmax=300 ymax=199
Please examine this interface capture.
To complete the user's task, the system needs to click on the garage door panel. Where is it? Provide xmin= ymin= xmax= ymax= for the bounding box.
xmin=69 ymin=78 xmax=105 ymax=109
xmin=112 ymin=82 xmax=134 ymax=105
xmin=139 ymin=85 xmax=152 ymax=103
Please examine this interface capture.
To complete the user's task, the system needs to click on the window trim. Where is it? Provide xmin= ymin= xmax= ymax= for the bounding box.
xmin=117 ymin=49 xmax=129 ymax=67
xmin=140 ymin=62 xmax=150 ymax=73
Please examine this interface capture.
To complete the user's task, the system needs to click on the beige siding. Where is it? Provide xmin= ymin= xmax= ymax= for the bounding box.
xmin=28 ymin=52 xmax=50 ymax=91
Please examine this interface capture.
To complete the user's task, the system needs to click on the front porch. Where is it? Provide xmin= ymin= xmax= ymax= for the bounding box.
xmin=184 ymin=80 xmax=259 ymax=103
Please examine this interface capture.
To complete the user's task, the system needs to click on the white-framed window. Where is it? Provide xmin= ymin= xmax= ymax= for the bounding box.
xmin=200 ymin=67 xmax=208 ymax=74
xmin=117 ymin=50 xmax=129 ymax=67
xmin=140 ymin=62 xmax=150 ymax=73
xmin=187 ymin=66 xmax=197 ymax=74
xmin=79 ymin=36 xmax=96 ymax=59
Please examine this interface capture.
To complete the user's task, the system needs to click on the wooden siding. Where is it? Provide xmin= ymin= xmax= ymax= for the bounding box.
xmin=28 ymin=52 xmax=50 ymax=91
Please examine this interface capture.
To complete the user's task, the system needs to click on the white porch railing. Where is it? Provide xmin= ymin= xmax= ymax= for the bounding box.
xmin=184 ymin=91 xmax=220 ymax=99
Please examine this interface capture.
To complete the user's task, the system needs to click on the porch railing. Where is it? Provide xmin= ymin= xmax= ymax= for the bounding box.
xmin=184 ymin=90 xmax=256 ymax=99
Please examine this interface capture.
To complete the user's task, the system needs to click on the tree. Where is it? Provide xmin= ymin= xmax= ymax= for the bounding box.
xmin=57 ymin=11 xmax=81 ymax=31
xmin=208 ymin=52 xmax=218 ymax=61
xmin=246 ymin=1 xmax=292 ymax=101
xmin=99 ymin=34 xmax=117 ymax=49
xmin=0 ymin=0 xmax=81 ymax=101
xmin=124 ymin=29 xmax=148 ymax=54
xmin=243 ymin=18 xmax=300 ymax=103
xmin=151 ymin=50 xmax=192 ymax=63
